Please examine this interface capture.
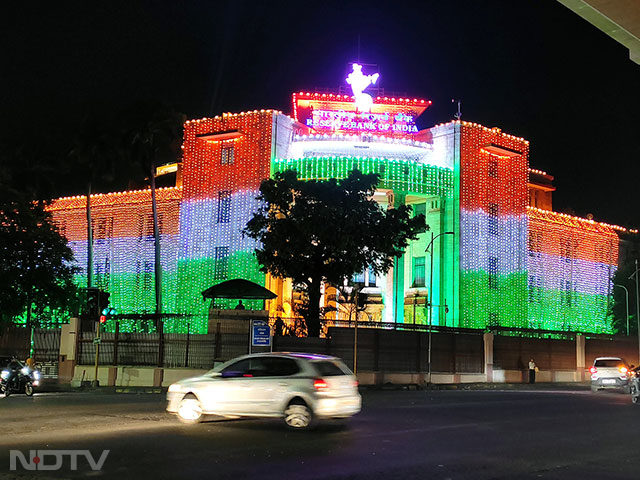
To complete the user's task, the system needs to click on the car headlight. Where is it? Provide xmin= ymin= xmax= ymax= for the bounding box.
xmin=33 ymin=371 xmax=40 ymax=379
xmin=168 ymin=384 xmax=182 ymax=393
xmin=0 ymin=370 xmax=9 ymax=380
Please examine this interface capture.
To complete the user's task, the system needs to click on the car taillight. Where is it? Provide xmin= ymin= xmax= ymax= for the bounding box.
xmin=620 ymin=367 xmax=628 ymax=374
xmin=353 ymin=380 xmax=359 ymax=387
xmin=313 ymin=378 xmax=328 ymax=391
xmin=590 ymin=367 xmax=597 ymax=374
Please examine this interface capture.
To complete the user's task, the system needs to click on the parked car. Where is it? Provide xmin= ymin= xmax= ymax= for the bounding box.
xmin=590 ymin=357 xmax=630 ymax=393
xmin=167 ymin=353 xmax=361 ymax=429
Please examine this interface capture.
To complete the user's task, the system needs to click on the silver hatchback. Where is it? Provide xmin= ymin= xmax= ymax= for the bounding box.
xmin=167 ymin=353 xmax=361 ymax=429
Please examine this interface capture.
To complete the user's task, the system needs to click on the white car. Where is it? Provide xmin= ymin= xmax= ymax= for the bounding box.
xmin=590 ymin=357 xmax=630 ymax=393
xmin=167 ymin=353 xmax=361 ymax=429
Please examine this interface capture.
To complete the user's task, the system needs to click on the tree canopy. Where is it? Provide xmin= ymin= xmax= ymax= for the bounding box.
xmin=610 ymin=252 xmax=640 ymax=336
xmin=244 ymin=169 xmax=427 ymax=336
xmin=0 ymin=190 xmax=77 ymax=328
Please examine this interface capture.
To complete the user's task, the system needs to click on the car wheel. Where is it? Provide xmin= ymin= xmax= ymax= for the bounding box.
xmin=25 ymin=383 xmax=33 ymax=396
xmin=284 ymin=400 xmax=313 ymax=429
xmin=622 ymin=385 xmax=631 ymax=395
xmin=590 ymin=385 xmax=599 ymax=393
xmin=633 ymin=395 xmax=640 ymax=404
xmin=177 ymin=394 xmax=203 ymax=424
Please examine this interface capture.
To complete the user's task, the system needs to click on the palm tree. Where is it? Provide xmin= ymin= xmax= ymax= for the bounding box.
xmin=69 ymin=118 xmax=120 ymax=289
xmin=120 ymin=102 xmax=185 ymax=319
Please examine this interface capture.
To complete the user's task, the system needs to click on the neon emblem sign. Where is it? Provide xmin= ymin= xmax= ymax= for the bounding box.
xmin=293 ymin=64 xmax=430 ymax=136
xmin=346 ymin=63 xmax=379 ymax=112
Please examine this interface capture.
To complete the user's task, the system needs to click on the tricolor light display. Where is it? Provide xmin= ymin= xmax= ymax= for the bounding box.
xmin=458 ymin=122 xmax=530 ymax=329
xmin=527 ymin=207 xmax=619 ymax=333
xmin=43 ymin=74 xmax=633 ymax=335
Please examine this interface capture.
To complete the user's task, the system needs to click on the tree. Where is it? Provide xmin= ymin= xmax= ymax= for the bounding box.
xmin=244 ymin=169 xmax=427 ymax=336
xmin=121 ymin=101 xmax=185 ymax=317
xmin=0 ymin=191 xmax=78 ymax=329
xmin=611 ymin=253 xmax=639 ymax=336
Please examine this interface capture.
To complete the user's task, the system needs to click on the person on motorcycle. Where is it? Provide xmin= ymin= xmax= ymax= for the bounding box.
xmin=5 ymin=358 xmax=23 ymax=391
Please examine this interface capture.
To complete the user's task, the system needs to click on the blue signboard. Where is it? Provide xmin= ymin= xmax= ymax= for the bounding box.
xmin=251 ymin=320 xmax=271 ymax=347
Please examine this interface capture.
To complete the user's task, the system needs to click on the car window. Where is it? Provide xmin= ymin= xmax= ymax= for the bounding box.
xmin=220 ymin=358 xmax=252 ymax=377
xmin=220 ymin=357 xmax=287 ymax=378
xmin=261 ymin=357 xmax=300 ymax=377
xmin=312 ymin=360 xmax=351 ymax=376
xmin=594 ymin=359 xmax=625 ymax=368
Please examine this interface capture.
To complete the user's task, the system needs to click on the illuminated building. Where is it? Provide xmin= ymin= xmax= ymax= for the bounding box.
xmin=47 ymin=68 xmax=636 ymax=334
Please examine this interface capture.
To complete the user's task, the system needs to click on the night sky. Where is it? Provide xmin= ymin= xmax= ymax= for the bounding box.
xmin=1 ymin=1 xmax=639 ymax=228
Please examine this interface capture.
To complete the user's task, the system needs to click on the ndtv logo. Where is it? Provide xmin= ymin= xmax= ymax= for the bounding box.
xmin=10 ymin=450 xmax=109 ymax=471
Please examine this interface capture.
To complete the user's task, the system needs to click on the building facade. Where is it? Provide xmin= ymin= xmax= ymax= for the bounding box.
xmin=47 ymin=82 xmax=634 ymax=334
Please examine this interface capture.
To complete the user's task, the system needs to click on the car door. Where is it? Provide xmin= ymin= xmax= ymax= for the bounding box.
xmin=215 ymin=358 xmax=256 ymax=414
xmin=246 ymin=357 xmax=301 ymax=414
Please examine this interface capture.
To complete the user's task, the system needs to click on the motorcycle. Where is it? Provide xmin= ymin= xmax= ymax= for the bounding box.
xmin=0 ymin=364 xmax=40 ymax=397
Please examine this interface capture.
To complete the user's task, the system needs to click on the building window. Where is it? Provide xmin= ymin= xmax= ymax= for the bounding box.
xmin=214 ymin=246 xmax=229 ymax=280
xmin=560 ymin=238 xmax=575 ymax=264
xmin=368 ymin=267 xmax=377 ymax=286
xmin=217 ymin=191 xmax=231 ymax=223
xmin=488 ymin=203 xmax=498 ymax=235
xmin=412 ymin=257 xmax=426 ymax=287
xmin=413 ymin=203 xmax=426 ymax=219
xmin=528 ymin=275 xmax=535 ymax=303
xmin=488 ymin=257 xmax=498 ymax=290
xmin=353 ymin=267 xmax=377 ymax=287
xmin=528 ymin=231 xmax=542 ymax=257
xmin=221 ymin=145 xmax=234 ymax=165
xmin=562 ymin=280 xmax=574 ymax=307
xmin=488 ymin=159 xmax=498 ymax=179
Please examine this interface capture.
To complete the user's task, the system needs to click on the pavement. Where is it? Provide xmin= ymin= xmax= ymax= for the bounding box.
xmin=0 ymin=386 xmax=637 ymax=479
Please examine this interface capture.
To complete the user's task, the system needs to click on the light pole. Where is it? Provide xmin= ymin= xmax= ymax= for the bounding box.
xmin=630 ymin=259 xmax=640 ymax=364
xmin=425 ymin=231 xmax=454 ymax=385
xmin=614 ymin=284 xmax=630 ymax=336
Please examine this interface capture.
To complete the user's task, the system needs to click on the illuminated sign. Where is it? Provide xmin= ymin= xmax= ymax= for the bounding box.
xmin=346 ymin=63 xmax=379 ymax=112
xmin=305 ymin=109 xmax=418 ymax=133
xmin=293 ymin=92 xmax=430 ymax=137
xmin=293 ymin=65 xmax=430 ymax=137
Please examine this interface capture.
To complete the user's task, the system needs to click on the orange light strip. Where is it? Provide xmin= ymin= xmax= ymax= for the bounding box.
xmin=527 ymin=206 xmax=637 ymax=234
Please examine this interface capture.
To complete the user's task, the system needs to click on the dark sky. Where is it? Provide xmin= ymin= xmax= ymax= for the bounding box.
xmin=1 ymin=0 xmax=639 ymax=228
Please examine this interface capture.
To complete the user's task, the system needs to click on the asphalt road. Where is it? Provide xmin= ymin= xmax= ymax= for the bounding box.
xmin=0 ymin=387 xmax=638 ymax=479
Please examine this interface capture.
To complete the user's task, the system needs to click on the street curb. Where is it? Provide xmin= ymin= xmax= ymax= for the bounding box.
xmin=361 ymin=382 xmax=591 ymax=392
xmin=114 ymin=387 xmax=165 ymax=394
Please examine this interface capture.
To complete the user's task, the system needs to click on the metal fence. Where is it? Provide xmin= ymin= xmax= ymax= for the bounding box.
xmin=272 ymin=327 xmax=485 ymax=374
xmin=0 ymin=326 xmax=61 ymax=363
xmin=0 ymin=326 xmax=30 ymax=359
xmin=77 ymin=331 xmax=221 ymax=369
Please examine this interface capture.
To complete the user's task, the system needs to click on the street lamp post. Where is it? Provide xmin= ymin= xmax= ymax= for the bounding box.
xmin=630 ymin=259 xmax=640 ymax=364
xmin=425 ymin=231 xmax=454 ymax=385
xmin=614 ymin=284 xmax=630 ymax=336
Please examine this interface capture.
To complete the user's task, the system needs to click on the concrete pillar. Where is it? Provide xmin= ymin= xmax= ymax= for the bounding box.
xmin=389 ymin=191 xmax=407 ymax=324
xmin=576 ymin=334 xmax=586 ymax=381
xmin=58 ymin=318 xmax=79 ymax=384
xmin=483 ymin=332 xmax=494 ymax=383
xmin=393 ymin=255 xmax=406 ymax=323
xmin=107 ymin=367 xmax=117 ymax=386
xmin=153 ymin=368 xmax=164 ymax=387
